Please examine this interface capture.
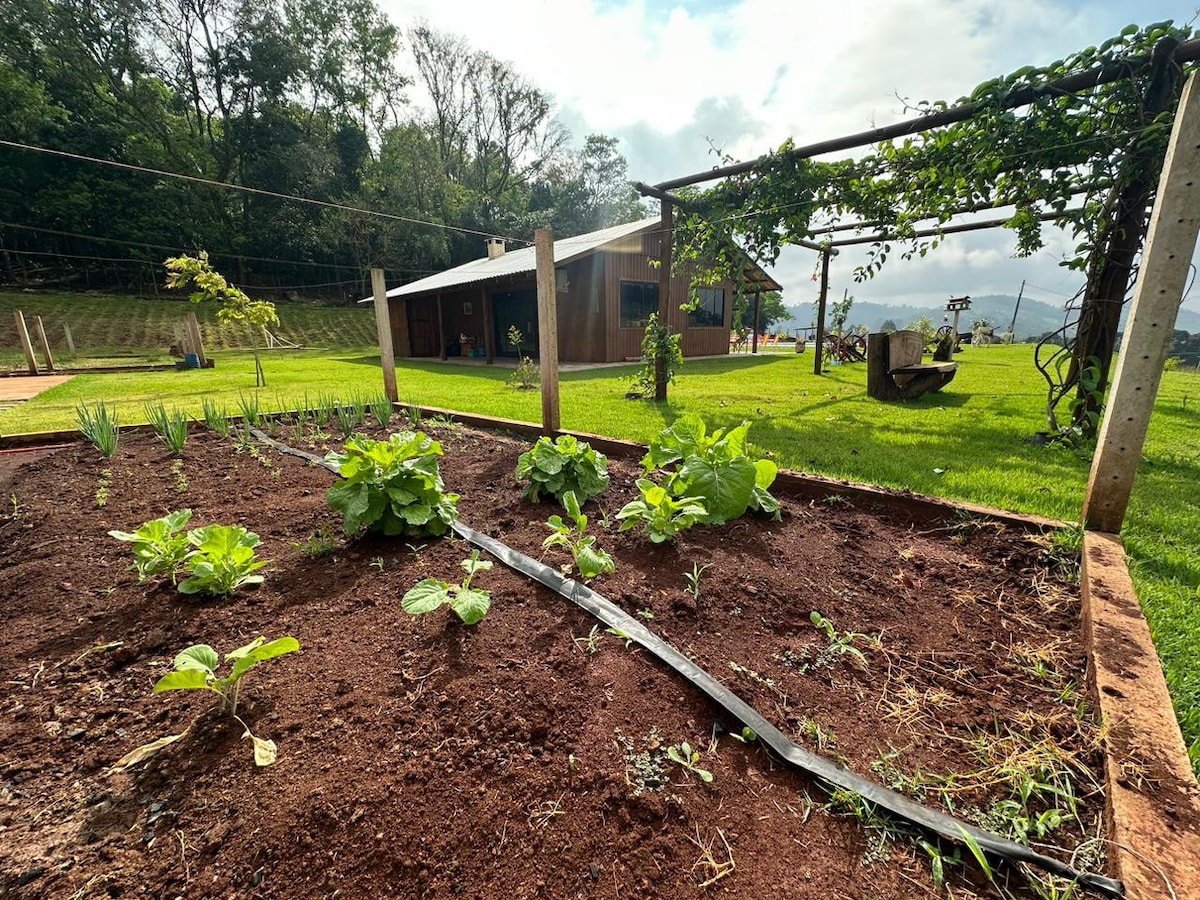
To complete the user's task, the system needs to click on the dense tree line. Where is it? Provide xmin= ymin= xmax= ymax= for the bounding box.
xmin=0 ymin=0 xmax=645 ymax=300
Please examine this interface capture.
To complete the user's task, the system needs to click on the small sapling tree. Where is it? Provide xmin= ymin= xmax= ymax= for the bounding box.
xmin=164 ymin=251 xmax=279 ymax=386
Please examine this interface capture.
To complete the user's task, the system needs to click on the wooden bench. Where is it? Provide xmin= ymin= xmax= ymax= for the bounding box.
xmin=866 ymin=330 xmax=958 ymax=400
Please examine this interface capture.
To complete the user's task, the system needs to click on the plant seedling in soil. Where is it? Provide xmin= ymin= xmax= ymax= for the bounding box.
xmin=77 ymin=401 xmax=120 ymax=457
xmin=201 ymin=398 xmax=230 ymax=437
xmin=516 ymin=434 xmax=610 ymax=505
xmin=109 ymin=509 xmax=194 ymax=583
xmin=145 ymin=402 xmax=189 ymax=455
xmin=291 ymin=524 xmax=336 ymax=559
xmin=683 ymin=562 xmax=711 ymax=601
xmin=615 ymin=478 xmax=707 ymax=543
xmin=326 ymin=431 xmax=459 ymax=537
xmin=573 ymin=625 xmax=603 ymax=654
xmin=728 ymin=726 xmax=757 ymax=744
xmin=151 ymin=636 xmax=300 ymax=766
xmin=171 ymin=458 xmax=188 ymax=493
xmin=335 ymin=395 xmax=365 ymax=437
xmin=642 ymin=414 xmax=781 ymax=524
xmin=370 ymin=556 xmax=386 ymax=571
xmin=543 ymin=491 xmax=615 ymax=579
xmin=369 ymin=394 xmax=394 ymax=428
xmin=666 ymin=741 xmax=713 ymax=783
xmin=809 ymin=611 xmax=870 ymax=668
xmin=179 ymin=524 xmax=267 ymax=596
xmin=401 ymin=551 xmax=493 ymax=625
xmin=237 ymin=392 xmax=261 ymax=426
xmin=94 ymin=469 xmax=112 ymax=507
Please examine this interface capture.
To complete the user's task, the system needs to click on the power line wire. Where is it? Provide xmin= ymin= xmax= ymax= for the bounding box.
xmin=0 ymin=220 xmax=439 ymax=274
xmin=0 ymin=138 xmax=531 ymax=246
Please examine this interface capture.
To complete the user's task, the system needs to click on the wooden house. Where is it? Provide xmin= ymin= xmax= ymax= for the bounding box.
xmin=376 ymin=218 xmax=782 ymax=364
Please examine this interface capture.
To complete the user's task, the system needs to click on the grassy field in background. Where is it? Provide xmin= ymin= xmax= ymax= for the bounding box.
xmin=2 ymin=342 xmax=1198 ymax=769
xmin=0 ymin=291 xmax=375 ymax=370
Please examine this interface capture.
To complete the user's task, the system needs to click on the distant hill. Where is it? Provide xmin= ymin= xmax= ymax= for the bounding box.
xmin=777 ymin=293 xmax=1200 ymax=339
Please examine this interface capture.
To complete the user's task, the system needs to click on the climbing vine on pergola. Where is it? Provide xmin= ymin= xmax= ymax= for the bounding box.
xmin=651 ymin=21 xmax=1198 ymax=440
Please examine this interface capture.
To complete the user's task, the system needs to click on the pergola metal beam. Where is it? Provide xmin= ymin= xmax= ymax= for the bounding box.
xmin=827 ymin=208 xmax=1082 ymax=248
xmin=645 ymin=39 xmax=1200 ymax=193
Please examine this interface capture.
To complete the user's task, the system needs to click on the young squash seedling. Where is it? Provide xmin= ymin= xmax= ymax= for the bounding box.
xmin=153 ymin=635 xmax=300 ymax=766
xmin=810 ymin=611 xmax=871 ymax=669
xmin=666 ymin=741 xmax=714 ymax=783
xmin=109 ymin=509 xmax=194 ymax=583
xmin=543 ymin=490 xmax=615 ymax=579
xmin=401 ymin=551 xmax=493 ymax=625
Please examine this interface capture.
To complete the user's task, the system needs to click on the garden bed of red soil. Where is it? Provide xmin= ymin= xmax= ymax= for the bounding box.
xmin=1 ymin=422 xmax=1113 ymax=899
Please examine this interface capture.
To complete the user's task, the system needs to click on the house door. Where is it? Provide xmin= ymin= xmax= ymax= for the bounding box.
xmin=491 ymin=289 xmax=538 ymax=357
xmin=407 ymin=297 xmax=439 ymax=356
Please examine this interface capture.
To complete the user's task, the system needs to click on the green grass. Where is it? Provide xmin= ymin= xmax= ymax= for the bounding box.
xmin=0 ymin=290 xmax=375 ymax=370
xmin=2 ymin=342 xmax=1198 ymax=771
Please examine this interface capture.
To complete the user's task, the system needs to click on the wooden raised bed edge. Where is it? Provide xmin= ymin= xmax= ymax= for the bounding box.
xmin=1082 ymin=533 xmax=1200 ymax=900
xmin=5 ymin=404 xmax=1196 ymax=898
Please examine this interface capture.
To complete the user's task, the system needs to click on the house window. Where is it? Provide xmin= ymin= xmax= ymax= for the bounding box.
xmin=620 ymin=281 xmax=659 ymax=328
xmin=688 ymin=287 xmax=725 ymax=327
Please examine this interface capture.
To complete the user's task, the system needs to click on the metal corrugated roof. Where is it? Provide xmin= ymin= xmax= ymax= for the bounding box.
xmin=377 ymin=218 xmax=659 ymax=299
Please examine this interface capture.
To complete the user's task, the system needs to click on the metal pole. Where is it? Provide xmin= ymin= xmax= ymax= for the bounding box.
xmin=814 ymin=247 xmax=830 ymax=375
xmin=1009 ymin=279 xmax=1025 ymax=338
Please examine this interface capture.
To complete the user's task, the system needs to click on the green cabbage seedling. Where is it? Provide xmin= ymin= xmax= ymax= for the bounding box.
xmin=402 ymin=551 xmax=493 ymax=625
xmin=109 ymin=509 xmax=194 ymax=583
xmin=178 ymin=524 xmax=267 ymax=596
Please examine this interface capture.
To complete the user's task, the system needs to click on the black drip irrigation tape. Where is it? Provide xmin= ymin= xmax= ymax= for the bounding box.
xmin=249 ymin=428 xmax=1124 ymax=899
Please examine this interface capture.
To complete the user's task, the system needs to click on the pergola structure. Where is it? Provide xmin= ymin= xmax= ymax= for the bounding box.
xmin=635 ymin=39 xmax=1200 ymax=535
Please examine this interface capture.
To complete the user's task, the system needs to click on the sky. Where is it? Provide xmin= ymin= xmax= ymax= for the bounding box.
xmin=378 ymin=0 xmax=1200 ymax=316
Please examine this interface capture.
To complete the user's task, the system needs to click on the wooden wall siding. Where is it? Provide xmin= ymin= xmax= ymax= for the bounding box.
xmin=603 ymin=231 xmax=737 ymax=362
xmin=556 ymin=256 xmax=605 ymax=362
xmin=388 ymin=297 xmax=412 ymax=357
xmin=404 ymin=296 xmax=440 ymax=356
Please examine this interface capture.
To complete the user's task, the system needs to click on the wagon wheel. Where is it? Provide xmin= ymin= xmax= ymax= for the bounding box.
xmin=848 ymin=335 xmax=867 ymax=361
xmin=823 ymin=333 xmax=847 ymax=362
xmin=935 ymin=324 xmax=954 ymax=341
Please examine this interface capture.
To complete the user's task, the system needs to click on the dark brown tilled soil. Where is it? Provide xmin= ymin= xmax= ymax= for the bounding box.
xmin=0 ymin=423 xmax=1109 ymax=899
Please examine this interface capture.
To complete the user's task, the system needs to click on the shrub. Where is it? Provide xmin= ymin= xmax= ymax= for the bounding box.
xmin=516 ymin=434 xmax=610 ymax=505
xmin=325 ymin=431 xmax=459 ymax=537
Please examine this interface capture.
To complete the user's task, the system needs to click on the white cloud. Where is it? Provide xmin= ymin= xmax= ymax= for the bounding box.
xmin=378 ymin=0 xmax=1200 ymax=314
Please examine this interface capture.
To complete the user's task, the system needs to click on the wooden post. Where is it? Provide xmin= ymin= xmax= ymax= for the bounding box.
xmin=482 ymin=285 xmax=494 ymax=364
xmin=751 ymin=293 xmax=761 ymax=353
xmin=1083 ymin=72 xmax=1200 ymax=533
xmin=814 ymin=247 xmax=831 ymax=375
xmin=436 ymin=292 xmax=446 ymax=361
xmin=535 ymin=228 xmax=560 ymax=434
xmin=655 ymin=202 xmax=673 ymax=400
xmin=63 ymin=322 xmax=75 ymax=355
xmin=13 ymin=310 xmax=38 ymax=375
xmin=185 ymin=312 xmax=207 ymax=367
xmin=32 ymin=315 xmax=54 ymax=372
xmin=371 ymin=268 xmax=398 ymax=403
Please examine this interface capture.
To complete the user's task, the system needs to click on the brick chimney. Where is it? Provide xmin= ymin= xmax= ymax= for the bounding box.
xmin=485 ymin=237 xmax=506 ymax=259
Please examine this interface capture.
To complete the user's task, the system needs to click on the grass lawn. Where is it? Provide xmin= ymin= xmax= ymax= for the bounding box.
xmin=2 ymin=343 xmax=1198 ymax=771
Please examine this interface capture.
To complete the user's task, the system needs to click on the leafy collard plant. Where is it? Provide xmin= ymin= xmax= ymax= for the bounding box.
xmin=109 ymin=509 xmax=194 ymax=583
xmin=543 ymin=490 xmax=615 ymax=579
xmin=153 ymin=636 xmax=300 ymax=766
xmin=643 ymin=415 xmax=780 ymax=525
xmin=401 ymin=551 xmax=493 ymax=625
xmin=615 ymin=478 xmax=707 ymax=543
xmin=179 ymin=524 xmax=268 ymax=596
xmin=326 ymin=432 xmax=459 ymax=537
xmin=516 ymin=434 xmax=610 ymax=505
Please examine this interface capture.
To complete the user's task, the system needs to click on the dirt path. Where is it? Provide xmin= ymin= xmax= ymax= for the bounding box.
xmin=0 ymin=375 xmax=73 ymax=411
